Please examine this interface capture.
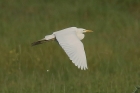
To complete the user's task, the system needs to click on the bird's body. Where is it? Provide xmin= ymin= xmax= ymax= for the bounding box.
xmin=32 ymin=27 xmax=93 ymax=70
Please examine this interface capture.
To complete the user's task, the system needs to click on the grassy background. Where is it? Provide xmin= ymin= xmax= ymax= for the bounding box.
xmin=0 ymin=0 xmax=140 ymax=93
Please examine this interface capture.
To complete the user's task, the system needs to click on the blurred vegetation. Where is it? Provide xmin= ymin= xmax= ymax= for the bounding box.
xmin=0 ymin=0 xmax=140 ymax=93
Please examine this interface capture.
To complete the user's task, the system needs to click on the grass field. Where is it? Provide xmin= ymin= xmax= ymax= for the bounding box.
xmin=0 ymin=0 xmax=140 ymax=93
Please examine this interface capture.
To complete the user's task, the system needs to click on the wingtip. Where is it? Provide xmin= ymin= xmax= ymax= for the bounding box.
xmin=80 ymin=66 xmax=88 ymax=70
xmin=74 ymin=62 xmax=88 ymax=70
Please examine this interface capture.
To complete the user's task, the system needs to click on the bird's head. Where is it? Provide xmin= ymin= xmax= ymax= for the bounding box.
xmin=77 ymin=28 xmax=93 ymax=33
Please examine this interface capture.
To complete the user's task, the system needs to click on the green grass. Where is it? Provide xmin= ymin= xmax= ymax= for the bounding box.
xmin=0 ymin=0 xmax=140 ymax=93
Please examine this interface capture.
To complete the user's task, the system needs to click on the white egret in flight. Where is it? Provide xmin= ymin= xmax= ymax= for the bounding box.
xmin=32 ymin=27 xmax=93 ymax=70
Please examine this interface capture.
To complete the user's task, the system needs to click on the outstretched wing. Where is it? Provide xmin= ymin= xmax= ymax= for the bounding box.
xmin=54 ymin=31 xmax=88 ymax=70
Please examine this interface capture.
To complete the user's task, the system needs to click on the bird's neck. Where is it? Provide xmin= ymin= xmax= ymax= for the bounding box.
xmin=77 ymin=33 xmax=85 ymax=40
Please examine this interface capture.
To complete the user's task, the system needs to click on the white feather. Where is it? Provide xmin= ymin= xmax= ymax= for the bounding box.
xmin=45 ymin=34 xmax=55 ymax=40
xmin=53 ymin=28 xmax=88 ymax=70
xmin=32 ymin=27 xmax=92 ymax=70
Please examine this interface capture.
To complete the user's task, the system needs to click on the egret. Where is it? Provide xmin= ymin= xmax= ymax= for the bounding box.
xmin=32 ymin=27 xmax=93 ymax=70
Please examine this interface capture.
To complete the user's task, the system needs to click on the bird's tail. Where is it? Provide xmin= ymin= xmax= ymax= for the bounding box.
xmin=31 ymin=39 xmax=47 ymax=46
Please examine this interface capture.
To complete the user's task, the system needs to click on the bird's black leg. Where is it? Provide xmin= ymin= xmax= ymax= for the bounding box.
xmin=31 ymin=40 xmax=47 ymax=46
